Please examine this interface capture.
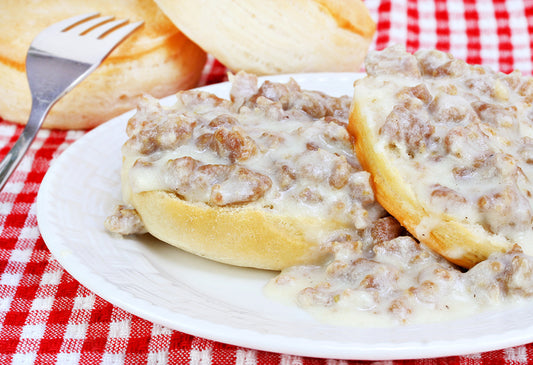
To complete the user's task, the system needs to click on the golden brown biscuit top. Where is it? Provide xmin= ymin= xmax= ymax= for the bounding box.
xmin=0 ymin=0 xmax=180 ymax=70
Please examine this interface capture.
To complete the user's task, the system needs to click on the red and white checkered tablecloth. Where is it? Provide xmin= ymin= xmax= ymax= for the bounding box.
xmin=2 ymin=0 xmax=533 ymax=364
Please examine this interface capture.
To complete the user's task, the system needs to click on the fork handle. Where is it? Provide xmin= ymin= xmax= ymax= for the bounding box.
xmin=0 ymin=97 xmax=53 ymax=191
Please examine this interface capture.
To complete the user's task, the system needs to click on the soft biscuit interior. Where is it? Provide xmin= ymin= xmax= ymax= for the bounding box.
xmin=153 ymin=0 xmax=376 ymax=75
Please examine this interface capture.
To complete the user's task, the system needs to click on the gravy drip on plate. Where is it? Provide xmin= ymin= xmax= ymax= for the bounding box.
xmin=266 ymin=221 xmax=533 ymax=327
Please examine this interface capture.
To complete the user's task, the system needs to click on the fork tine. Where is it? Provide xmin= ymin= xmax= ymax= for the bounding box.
xmin=42 ymin=12 xmax=100 ymax=33
xmin=88 ymin=18 xmax=129 ymax=39
xmin=69 ymin=15 xmax=115 ymax=35
xmin=101 ymin=20 xmax=144 ymax=45
xmin=0 ymin=12 xmax=143 ymax=192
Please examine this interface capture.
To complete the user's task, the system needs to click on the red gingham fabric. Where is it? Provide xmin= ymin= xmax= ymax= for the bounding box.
xmin=1 ymin=1 xmax=533 ymax=363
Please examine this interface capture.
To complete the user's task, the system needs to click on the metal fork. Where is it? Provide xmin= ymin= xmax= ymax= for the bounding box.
xmin=0 ymin=13 xmax=143 ymax=191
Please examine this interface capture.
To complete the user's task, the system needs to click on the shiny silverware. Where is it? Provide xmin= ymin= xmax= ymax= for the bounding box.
xmin=0 ymin=13 xmax=143 ymax=191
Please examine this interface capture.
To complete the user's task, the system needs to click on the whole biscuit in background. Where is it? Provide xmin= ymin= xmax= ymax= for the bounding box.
xmin=0 ymin=0 xmax=207 ymax=129
xmin=154 ymin=0 xmax=376 ymax=75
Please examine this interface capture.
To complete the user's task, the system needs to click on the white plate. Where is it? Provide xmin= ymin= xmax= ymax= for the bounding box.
xmin=37 ymin=73 xmax=533 ymax=360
